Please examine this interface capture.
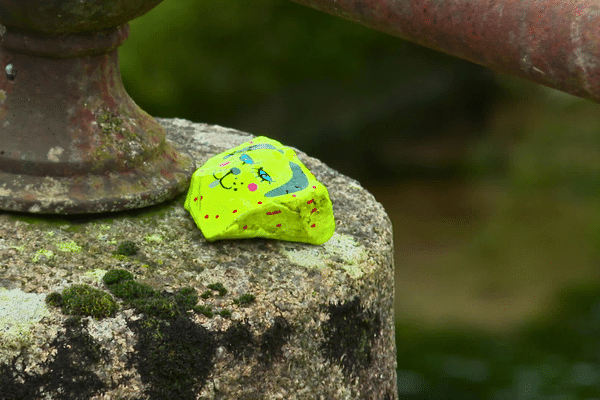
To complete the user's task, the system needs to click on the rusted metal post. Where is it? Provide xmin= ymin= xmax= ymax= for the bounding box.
xmin=290 ymin=0 xmax=600 ymax=104
xmin=0 ymin=0 xmax=195 ymax=214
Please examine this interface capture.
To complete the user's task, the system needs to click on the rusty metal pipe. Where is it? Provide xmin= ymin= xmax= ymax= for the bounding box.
xmin=290 ymin=0 xmax=600 ymax=104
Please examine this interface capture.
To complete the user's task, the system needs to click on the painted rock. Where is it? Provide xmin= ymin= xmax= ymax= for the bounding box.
xmin=184 ymin=136 xmax=335 ymax=245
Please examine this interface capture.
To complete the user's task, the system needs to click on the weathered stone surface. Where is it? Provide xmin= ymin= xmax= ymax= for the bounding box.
xmin=0 ymin=118 xmax=397 ymax=400
xmin=184 ymin=135 xmax=335 ymax=245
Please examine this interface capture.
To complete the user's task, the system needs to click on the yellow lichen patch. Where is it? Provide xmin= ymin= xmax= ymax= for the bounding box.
xmin=32 ymin=249 xmax=55 ymax=263
xmin=56 ymin=240 xmax=82 ymax=252
xmin=144 ymin=234 xmax=163 ymax=243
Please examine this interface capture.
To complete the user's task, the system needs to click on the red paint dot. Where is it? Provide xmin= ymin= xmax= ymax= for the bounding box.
xmin=258 ymin=201 xmax=262 ymax=204
xmin=215 ymin=215 xmax=219 ymax=218
xmin=311 ymin=224 xmax=316 ymax=228
xmin=311 ymin=208 xmax=317 ymax=213
xmin=312 ymin=186 xmax=316 ymax=189
xmin=204 ymin=215 xmax=209 ymax=219
xmin=248 ymin=183 xmax=258 ymax=191
xmin=232 ymin=210 xmax=237 ymax=213
xmin=201 ymin=196 xmax=203 ymax=200
xmin=276 ymin=223 xmax=281 ymax=227
xmin=194 ymin=197 xmax=198 ymax=202
xmin=243 ymin=225 xmax=248 ymax=229
xmin=267 ymin=211 xmax=272 ymax=215
xmin=307 ymin=199 xmax=314 ymax=204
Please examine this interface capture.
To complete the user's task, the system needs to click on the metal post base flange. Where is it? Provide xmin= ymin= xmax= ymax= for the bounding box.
xmin=0 ymin=1 xmax=195 ymax=214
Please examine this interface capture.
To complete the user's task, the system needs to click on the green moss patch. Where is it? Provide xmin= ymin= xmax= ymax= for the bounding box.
xmin=103 ymin=269 xmax=198 ymax=319
xmin=102 ymin=268 xmax=134 ymax=285
xmin=233 ymin=293 xmax=256 ymax=306
xmin=193 ymin=304 xmax=213 ymax=318
xmin=114 ymin=241 xmax=139 ymax=256
xmin=206 ymin=282 xmax=227 ymax=296
xmin=97 ymin=111 xmax=124 ymax=135
xmin=46 ymin=284 xmax=118 ymax=320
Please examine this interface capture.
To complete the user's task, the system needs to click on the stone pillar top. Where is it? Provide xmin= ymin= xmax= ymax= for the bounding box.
xmin=0 ymin=118 xmax=397 ymax=399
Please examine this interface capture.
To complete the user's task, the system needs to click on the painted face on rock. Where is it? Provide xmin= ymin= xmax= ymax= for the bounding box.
xmin=208 ymin=142 xmax=309 ymax=198
xmin=184 ymin=136 xmax=335 ymax=245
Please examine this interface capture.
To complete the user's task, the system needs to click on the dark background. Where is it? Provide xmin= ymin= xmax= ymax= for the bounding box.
xmin=120 ymin=1 xmax=600 ymax=398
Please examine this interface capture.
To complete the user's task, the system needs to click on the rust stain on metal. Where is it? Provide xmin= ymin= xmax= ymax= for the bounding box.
xmin=291 ymin=0 xmax=600 ymax=104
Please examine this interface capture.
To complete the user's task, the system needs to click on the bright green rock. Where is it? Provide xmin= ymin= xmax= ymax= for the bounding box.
xmin=184 ymin=136 xmax=335 ymax=245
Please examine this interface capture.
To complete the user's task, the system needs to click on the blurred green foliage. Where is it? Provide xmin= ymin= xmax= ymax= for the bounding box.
xmin=396 ymin=282 xmax=600 ymax=399
xmin=120 ymin=0 xmax=383 ymax=123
